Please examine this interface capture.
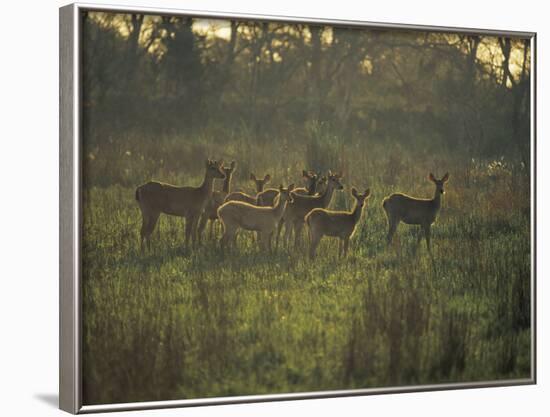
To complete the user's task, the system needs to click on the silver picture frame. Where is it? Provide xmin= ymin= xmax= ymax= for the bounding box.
xmin=60 ymin=2 xmax=537 ymax=414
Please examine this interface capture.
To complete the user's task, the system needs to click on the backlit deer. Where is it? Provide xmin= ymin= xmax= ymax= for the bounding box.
xmin=224 ymin=173 xmax=271 ymax=205
xmin=257 ymin=170 xmax=319 ymax=206
xmin=197 ymin=161 xmax=237 ymax=240
xmin=218 ymin=184 xmax=295 ymax=252
xmin=383 ymin=172 xmax=449 ymax=252
xmin=315 ymin=175 xmax=327 ymax=195
xmin=306 ymin=187 xmax=370 ymax=259
xmin=279 ymin=172 xmax=344 ymax=248
xmin=135 ymin=159 xmax=226 ymax=251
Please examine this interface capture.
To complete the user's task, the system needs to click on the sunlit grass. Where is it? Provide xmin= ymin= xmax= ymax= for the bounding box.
xmin=81 ymin=136 xmax=531 ymax=404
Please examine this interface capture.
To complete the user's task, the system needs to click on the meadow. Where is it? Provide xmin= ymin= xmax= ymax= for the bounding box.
xmin=81 ymin=131 xmax=532 ymax=405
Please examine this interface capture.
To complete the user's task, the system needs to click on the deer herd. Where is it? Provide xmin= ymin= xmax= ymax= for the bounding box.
xmin=135 ymin=159 xmax=449 ymax=259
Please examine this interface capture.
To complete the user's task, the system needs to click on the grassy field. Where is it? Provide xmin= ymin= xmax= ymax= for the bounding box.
xmin=81 ymin=134 xmax=531 ymax=405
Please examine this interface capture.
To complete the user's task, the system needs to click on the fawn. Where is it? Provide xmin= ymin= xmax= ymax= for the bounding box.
xmin=306 ymin=187 xmax=370 ymax=259
xmin=135 ymin=159 xmax=226 ymax=252
xmin=218 ymin=184 xmax=295 ymax=252
xmin=224 ymin=173 xmax=271 ymax=205
xmin=197 ymin=161 xmax=237 ymax=240
xmin=383 ymin=172 xmax=449 ymax=252
xmin=278 ymin=171 xmax=344 ymax=249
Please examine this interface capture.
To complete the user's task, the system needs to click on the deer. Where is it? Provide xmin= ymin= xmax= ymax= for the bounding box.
xmin=257 ymin=170 xmax=320 ymax=206
xmin=197 ymin=161 xmax=237 ymax=241
xmin=263 ymin=170 xmax=322 ymax=244
xmin=135 ymin=159 xmax=226 ymax=252
xmin=218 ymin=184 xmax=295 ymax=252
xmin=382 ymin=172 xmax=449 ymax=253
xmin=315 ymin=175 xmax=328 ymax=195
xmin=278 ymin=171 xmax=344 ymax=249
xmin=306 ymin=187 xmax=370 ymax=260
xmin=224 ymin=173 xmax=271 ymax=205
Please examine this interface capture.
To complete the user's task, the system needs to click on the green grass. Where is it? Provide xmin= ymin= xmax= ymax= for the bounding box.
xmin=81 ymin=136 xmax=531 ymax=405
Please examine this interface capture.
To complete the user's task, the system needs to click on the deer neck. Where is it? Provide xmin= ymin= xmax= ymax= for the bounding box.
xmin=432 ymin=187 xmax=442 ymax=209
xmin=272 ymin=195 xmax=287 ymax=220
xmin=222 ymin=174 xmax=232 ymax=194
xmin=320 ymin=183 xmax=336 ymax=208
xmin=200 ymin=172 xmax=216 ymax=196
xmin=307 ymin=181 xmax=316 ymax=195
xmin=351 ymin=201 xmax=363 ymax=224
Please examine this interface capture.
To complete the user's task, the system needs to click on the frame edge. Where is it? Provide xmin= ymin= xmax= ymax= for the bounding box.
xmin=61 ymin=3 xmax=537 ymax=413
xmin=60 ymin=3 xmax=80 ymax=415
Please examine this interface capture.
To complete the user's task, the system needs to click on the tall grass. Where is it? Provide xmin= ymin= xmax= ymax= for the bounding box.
xmin=81 ymin=130 xmax=531 ymax=405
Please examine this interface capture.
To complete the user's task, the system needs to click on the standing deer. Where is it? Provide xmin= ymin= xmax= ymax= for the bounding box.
xmin=135 ymin=159 xmax=226 ymax=252
xmin=257 ymin=170 xmax=319 ymax=206
xmin=315 ymin=175 xmax=328 ymax=195
xmin=218 ymin=184 xmax=295 ymax=252
xmin=279 ymin=171 xmax=344 ymax=249
xmin=306 ymin=187 xmax=370 ymax=259
xmin=224 ymin=173 xmax=271 ymax=205
xmin=197 ymin=161 xmax=237 ymax=240
xmin=383 ymin=172 xmax=449 ymax=252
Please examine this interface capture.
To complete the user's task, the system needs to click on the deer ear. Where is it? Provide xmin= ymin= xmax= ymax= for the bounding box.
xmin=365 ymin=188 xmax=371 ymax=197
xmin=264 ymin=174 xmax=271 ymax=183
xmin=351 ymin=187 xmax=358 ymax=198
xmin=429 ymin=173 xmax=436 ymax=182
xmin=442 ymin=172 xmax=450 ymax=182
xmin=328 ymin=170 xmax=332 ymax=176
xmin=250 ymin=173 xmax=256 ymax=181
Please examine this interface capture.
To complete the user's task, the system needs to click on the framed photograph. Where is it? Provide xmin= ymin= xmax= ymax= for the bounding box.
xmin=59 ymin=2 xmax=536 ymax=414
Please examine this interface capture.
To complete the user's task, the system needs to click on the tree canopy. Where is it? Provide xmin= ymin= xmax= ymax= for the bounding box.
xmin=82 ymin=12 xmax=531 ymax=166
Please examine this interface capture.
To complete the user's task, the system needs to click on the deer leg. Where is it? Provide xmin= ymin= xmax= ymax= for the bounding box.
xmin=275 ymin=218 xmax=284 ymax=249
xmin=387 ymin=218 xmax=399 ymax=246
xmin=294 ymin=221 xmax=304 ymax=249
xmin=416 ymin=226 xmax=424 ymax=245
xmin=343 ymin=237 xmax=350 ymax=257
xmin=228 ymin=227 xmax=238 ymax=251
xmin=219 ymin=222 xmax=227 ymax=251
xmin=192 ymin=215 xmax=202 ymax=246
xmin=139 ymin=214 xmax=149 ymax=253
xmin=260 ymin=232 xmax=270 ymax=251
xmin=184 ymin=216 xmax=193 ymax=248
xmin=283 ymin=219 xmax=293 ymax=249
xmin=156 ymin=217 xmax=161 ymax=239
xmin=261 ymin=232 xmax=269 ymax=251
xmin=197 ymin=213 xmax=208 ymax=241
xmin=209 ymin=219 xmax=215 ymax=240
xmin=144 ymin=211 xmax=160 ymax=252
xmin=220 ymin=222 xmax=234 ymax=252
xmin=309 ymin=231 xmax=322 ymax=260
xmin=423 ymin=224 xmax=432 ymax=253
